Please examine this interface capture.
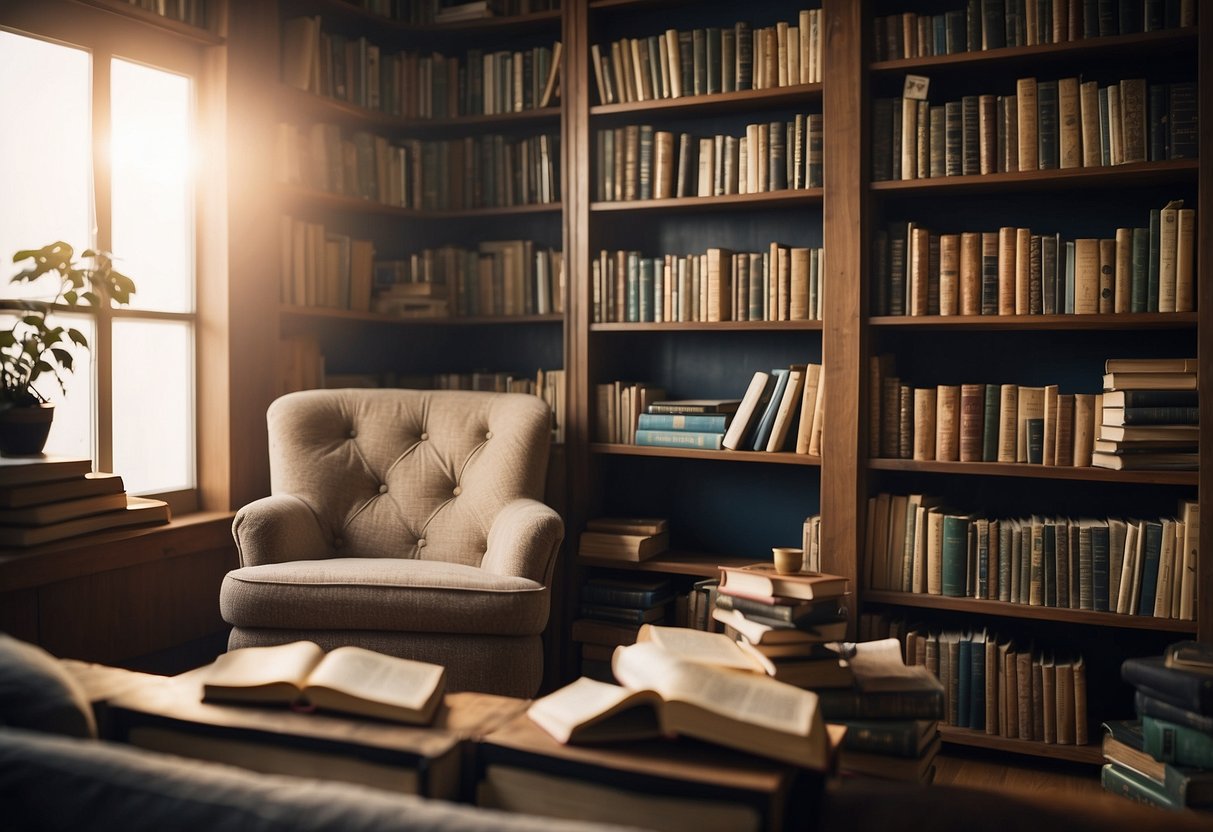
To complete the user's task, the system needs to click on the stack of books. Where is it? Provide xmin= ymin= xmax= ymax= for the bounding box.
xmin=577 ymin=517 xmax=669 ymax=563
xmin=1104 ymin=642 xmax=1213 ymax=811
xmin=0 ymin=456 xmax=170 ymax=547
xmin=578 ymin=575 xmax=674 ymax=631
xmin=1093 ymin=358 xmax=1198 ymax=472
xmin=711 ymin=563 xmax=851 ymax=688
xmin=821 ymin=638 xmax=945 ymax=783
xmin=634 ymin=399 xmax=738 ymax=450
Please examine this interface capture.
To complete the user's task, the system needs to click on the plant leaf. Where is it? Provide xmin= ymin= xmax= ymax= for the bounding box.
xmin=67 ymin=329 xmax=88 ymax=348
xmin=51 ymin=349 xmax=73 ymax=370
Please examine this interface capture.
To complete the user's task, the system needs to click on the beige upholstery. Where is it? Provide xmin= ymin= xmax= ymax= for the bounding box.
xmin=220 ymin=389 xmax=562 ymax=697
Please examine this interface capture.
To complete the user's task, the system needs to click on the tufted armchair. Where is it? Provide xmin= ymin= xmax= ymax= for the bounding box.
xmin=219 ymin=388 xmax=563 ymax=698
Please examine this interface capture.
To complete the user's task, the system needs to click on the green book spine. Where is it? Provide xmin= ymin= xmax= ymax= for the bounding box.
xmin=626 ymin=251 xmax=640 ymax=322
xmin=1147 ymin=208 xmax=1161 ymax=312
xmin=1101 ymin=764 xmax=1179 ymax=811
xmin=1137 ymin=520 xmax=1163 ymax=616
xmin=638 ymin=125 xmax=653 ymax=201
xmin=1143 ymin=716 xmax=1213 ymax=769
xmin=638 ymin=257 xmax=655 ymax=322
xmin=982 ymin=383 xmax=1000 ymax=462
xmin=941 ymin=515 xmax=970 ymax=597
xmin=705 ymin=27 xmax=721 ymax=95
xmin=1130 ymin=226 xmax=1149 ymax=312
xmin=969 ymin=638 xmax=985 ymax=729
xmin=634 ymin=429 xmax=724 ymax=450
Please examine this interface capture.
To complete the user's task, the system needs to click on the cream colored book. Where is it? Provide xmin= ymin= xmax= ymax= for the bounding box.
xmin=1015 ymin=77 xmax=1038 ymax=171
xmin=723 ymin=370 xmax=773 ymax=450
xmin=795 ymin=363 xmax=823 ymax=454
xmin=806 ymin=371 xmax=827 ymax=457
xmin=665 ymin=29 xmax=682 ymax=98
xmin=938 ymin=234 xmax=960 ymax=315
xmin=635 ymin=624 xmax=765 ymax=674
xmin=1041 ymin=384 xmax=1059 ymax=467
xmin=1015 ymin=385 xmax=1045 ymax=463
xmin=1176 ymin=207 xmax=1196 ymax=313
xmin=526 ymin=640 xmax=836 ymax=771
xmin=1158 ymin=200 xmax=1182 ymax=312
xmin=1179 ymin=500 xmax=1199 ymax=620
xmin=997 ymin=383 xmax=1019 ymax=463
xmin=959 ymin=231 xmax=981 ymax=315
xmin=998 ymin=226 xmax=1017 ymax=315
xmin=1113 ymin=227 xmax=1132 ymax=314
xmin=913 ymin=388 xmax=937 ymax=461
xmin=1015 ymin=228 xmax=1031 ymax=315
xmin=1058 ymin=77 xmax=1081 ymax=169
xmin=935 ymin=385 xmax=960 ymax=462
xmin=1073 ymin=238 xmax=1100 ymax=314
xmin=1154 ymin=518 xmax=1177 ymax=619
xmin=203 ymin=641 xmax=445 ymax=726
xmin=1079 ymin=80 xmax=1101 ymax=167
xmin=1072 ymin=393 xmax=1095 ymax=468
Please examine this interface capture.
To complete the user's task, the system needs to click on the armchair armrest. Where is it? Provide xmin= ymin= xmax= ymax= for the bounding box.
xmin=481 ymin=498 xmax=564 ymax=585
xmin=231 ymin=495 xmax=330 ymax=568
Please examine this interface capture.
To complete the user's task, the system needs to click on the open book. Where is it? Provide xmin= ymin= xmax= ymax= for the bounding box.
xmin=527 ymin=639 xmax=839 ymax=770
xmin=202 ymin=641 xmax=446 ymax=726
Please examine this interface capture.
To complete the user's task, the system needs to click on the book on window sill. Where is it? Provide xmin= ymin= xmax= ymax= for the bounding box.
xmin=0 ymin=471 xmax=124 ymax=509
xmin=718 ymin=564 xmax=849 ymax=602
xmin=202 ymin=641 xmax=446 ymax=726
xmin=0 ymin=454 xmax=92 ymax=487
xmin=0 ymin=490 xmax=129 ymax=526
xmin=526 ymin=641 xmax=843 ymax=770
xmin=0 ymin=495 xmax=169 ymax=547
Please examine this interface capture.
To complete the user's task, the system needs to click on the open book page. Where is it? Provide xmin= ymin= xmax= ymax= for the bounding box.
xmin=613 ymin=642 xmax=818 ymax=738
xmin=846 ymin=638 xmax=940 ymax=692
xmin=203 ymin=641 xmax=325 ymax=701
xmin=636 ymin=624 xmax=766 ymax=673
xmin=304 ymin=646 xmax=445 ymax=713
xmin=527 ymin=677 xmax=662 ymax=744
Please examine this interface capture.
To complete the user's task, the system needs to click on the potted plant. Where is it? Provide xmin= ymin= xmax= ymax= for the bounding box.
xmin=0 ymin=241 xmax=135 ymax=456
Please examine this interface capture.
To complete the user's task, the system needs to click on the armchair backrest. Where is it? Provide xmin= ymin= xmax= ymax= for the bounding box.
xmin=266 ymin=388 xmax=552 ymax=567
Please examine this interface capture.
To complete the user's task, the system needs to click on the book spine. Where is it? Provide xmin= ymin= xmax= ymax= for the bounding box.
xmin=1143 ymin=716 xmax=1213 ymax=769
xmin=633 ymin=429 xmax=724 ymax=450
xmin=636 ymin=413 xmax=729 ymax=432
xmin=838 ymin=721 xmax=928 ymax=757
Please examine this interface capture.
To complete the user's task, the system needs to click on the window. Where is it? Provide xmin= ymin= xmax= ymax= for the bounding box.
xmin=0 ymin=22 xmax=199 ymax=507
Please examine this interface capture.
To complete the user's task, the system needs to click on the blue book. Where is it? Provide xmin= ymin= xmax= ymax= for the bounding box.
xmin=1137 ymin=520 xmax=1163 ymax=616
xmin=636 ymin=413 xmax=730 ymax=432
xmin=749 ymin=368 xmax=790 ymax=451
xmin=969 ymin=632 xmax=986 ymax=730
xmin=958 ymin=637 xmax=972 ymax=729
xmin=1091 ymin=522 xmax=1110 ymax=612
xmin=634 ymin=429 xmax=724 ymax=450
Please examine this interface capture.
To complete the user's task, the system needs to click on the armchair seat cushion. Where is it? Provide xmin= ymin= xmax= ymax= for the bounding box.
xmin=221 ymin=558 xmax=549 ymax=636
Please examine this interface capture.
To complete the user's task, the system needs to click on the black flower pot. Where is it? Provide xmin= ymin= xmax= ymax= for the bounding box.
xmin=0 ymin=404 xmax=55 ymax=456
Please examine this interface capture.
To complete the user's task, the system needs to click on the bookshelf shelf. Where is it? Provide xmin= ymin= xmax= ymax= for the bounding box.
xmin=591 ymin=443 xmax=822 ymax=467
xmin=863 ymin=590 xmax=1199 ymax=634
xmin=867 ymin=458 xmax=1198 ymax=487
xmin=591 ymin=320 xmax=824 ymax=332
xmin=868 ymin=312 xmax=1198 ymax=331
xmin=578 ymin=550 xmax=753 ymax=578
xmin=280 ymin=186 xmax=562 ymax=218
xmin=279 ymin=87 xmax=562 ymax=133
xmin=869 ymin=28 xmax=1197 ymax=76
xmin=871 ymin=160 xmax=1198 ymax=196
xmin=590 ymin=83 xmax=823 ymax=119
xmin=294 ymin=0 xmax=561 ymax=37
xmin=280 ymin=306 xmax=563 ymax=327
xmin=937 ymin=726 xmax=1104 ymax=765
xmin=590 ymin=189 xmax=824 ymax=214
xmin=68 ymin=0 xmax=221 ymax=44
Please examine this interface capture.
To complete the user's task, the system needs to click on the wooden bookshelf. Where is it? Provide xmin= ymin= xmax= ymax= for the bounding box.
xmin=938 ymin=726 xmax=1104 ymax=765
xmin=68 ymin=0 xmax=221 ymax=43
xmin=578 ymin=550 xmax=753 ymax=578
xmin=863 ymin=590 xmax=1199 ymax=634
xmin=592 ymin=320 xmax=824 ymax=332
xmin=871 ymin=159 xmax=1198 ymax=196
xmin=278 ymin=86 xmax=562 ymax=133
xmin=280 ymin=186 xmax=562 ymax=218
xmin=591 ymin=443 xmax=822 ymax=467
xmin=289 ymin=0 xmax=561 ymax=36
xmin=591 ymin=83 xmax=823 ymax=118
xmin=868 ymin=458 xmax=1198 ymax=486
xmin=280 ymin=306 xmax=564 ymax=326
xmin=868 ymin=312 xmax=1198 ymax=330
xmin=590 ymin=189 xmax=824 ymax=213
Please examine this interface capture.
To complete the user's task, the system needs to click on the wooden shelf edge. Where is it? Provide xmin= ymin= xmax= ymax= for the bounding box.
xmin=591 ymin=83 xmax=822 ymax=118
xmin=302 ymin=0 xmax=561 ymax=35
xmin=862 ymin=590 xmax=1199 ymax=633
xmin=578 ymin=550 xmax=755 ymax=577
xmin=591 ymin=189 xmax=823 ymax=213
xmin=871 ymin=160 xmax=1198 ymax=194
xmin=280 ymin=186 xmax=562 ymax=217
xmin=591 ymin=320 xmax=824 ymax=332
xmin=278 ymin=87 xmax=561 ymax=132
xmin=591 ymin=443 xmax=822 ymax=466
xmin=938 ymin=726 xmax=1104 ymax=765
xmin=280 ymin=306 xmax=563 ymax=326
xmin=869 ymin=312 xmax=1198 ymax=330
xmin=867 ymin=458 xmax=1199 ymax=486
xmin=68 ymin=0 xmax=222 ymax=44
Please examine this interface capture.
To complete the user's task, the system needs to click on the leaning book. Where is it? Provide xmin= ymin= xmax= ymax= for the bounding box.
xmin=526 ymin=640 xmax=842 ymax=770
xmin=203 ymin=641 xmax=446 ymax=726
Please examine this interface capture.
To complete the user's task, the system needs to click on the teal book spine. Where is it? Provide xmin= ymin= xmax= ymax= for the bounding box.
xmin=997 ymin=522 xmax=1013 ymax=602
xmin=639 ymin=257 xmax=655 ymax=322
xmin=636 ymin=413 xmax=729 ymax=432
xmin=1064 ymin=240 xmax=1075 ymax=314
xmin=1101 ymin=764 xmax=1179 ymax=811
xmin=957 ymin=637 xmax=972 ymax=728
xmin=1130 ymin=226 xmax=1149 ymax=312
xmin=626 ymin=252 xmax=639 ymax=322
xmin=749 ymin=368 xmax=790 ymax=451
xmin=634 ymin=429 xmax=724 ymax=450
xmin=1137 ymin=520 xmax=1162 ymax=616
xmin=981 ymin=384 xmax=1000 ymax=462
xmin=1143 ymin=716 xmax=1213 ymax=769
xmin=941 ymin=514 xmax=970 ymax=597
xmin=969 ymin=639 xmax=985 ymax=730
xmin=1147 ymin=208 xmax=1161 ymax=312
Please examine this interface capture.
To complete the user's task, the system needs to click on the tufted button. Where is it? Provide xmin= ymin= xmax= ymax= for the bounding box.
xmin=378 ymin=484 xmax=389 ymax=494
xmin=420 ymin=432 xmax=429 ymax=440
xmin=348 ymin=429 xmax=357 ymax=438
xmin=333 ymin=538 xmax=343 ymax=548
xmin=485 ymin=430 xmax=493 ymax=439
xmin=452 ymin=485 xmax=462 ymax=496
xmin=417 ymin=538 xmax=426 ymax=548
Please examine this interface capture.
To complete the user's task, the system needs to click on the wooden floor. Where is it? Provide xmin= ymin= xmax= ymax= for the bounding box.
xmin=933 ymin=745 xmax=1103 ymax=798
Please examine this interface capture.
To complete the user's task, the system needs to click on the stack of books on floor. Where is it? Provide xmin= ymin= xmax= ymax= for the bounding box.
xmin=1106 ymin=641 xmax=1213 ymax=812
xmin=821 ymin=638 xmax=945 ymax=783
xmin=633 ymin=398 xmax=739 ymax=450
xmin=1093 ymin=358 xmax=1198 ymax=472
xmin=577 ymin=516 xmax=669 ymax=563
xmin=0 ymin=456 xmax=170 ymax=547
xmin=712 ymin=563 xmax=851 ymax=688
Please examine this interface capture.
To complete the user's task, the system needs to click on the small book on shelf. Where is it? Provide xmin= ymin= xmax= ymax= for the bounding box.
xmin=202 ymin=641 xmax=446 ymax=726
xmin=646 ymin=399 xmax=741 ymax=415
xmin=718 ymin=564 xmax=848 ymax=602
xmin=585 ymin=516 xmax=668 ymax=536
xmin=578 ymin=530 xmax=670 ymax=562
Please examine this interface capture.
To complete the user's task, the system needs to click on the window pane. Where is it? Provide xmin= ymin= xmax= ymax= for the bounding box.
xmin=111 ymin=59 xmax=194 ymax=313
xmin=0 ymin=31 xmax=92 ymax=300
xmin=112 ymin=319 xmax=194 ymax=493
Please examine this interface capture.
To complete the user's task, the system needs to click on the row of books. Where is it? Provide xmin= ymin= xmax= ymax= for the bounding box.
xmin=1104 ymin=642 xmax=1213 ymax=811
xmin=0 ymin=456 xmax=170 ymax=548
xmin=434 ymin=369 xmax=565 ymax=443
xmin=124 ymin=0 xmax=207 ymax=27
xmin=873 ymin=203 xmax=1197 ymax=317
xmin=277 ymin=123 xmax=560 ymax=210
xmin=595 ymin=115 xmax=823 ymax=202
xmin=278 ymin=217 xmax=375 ymax=311
xmin=900 ymin=624 xmax=1090 ymax=747
xmin=589 ymin=10 xmax=824 ymax=106
xmin=590 ymin=245 xmax=826 ymax=324
xmin=872 ymin=77 xmax=1197 ymax=183
xmin=282 ymin=17 xmax=560 ymax=116
xmin=339 ymin=0 xmax=560 ymax=24
xmin=872 ymin=0 xmax=1196 ymax=61
xmin=371 ymin=242 xmax=563 ymax=319
xmin=865 ymin=491 xmax=1200 ymax=620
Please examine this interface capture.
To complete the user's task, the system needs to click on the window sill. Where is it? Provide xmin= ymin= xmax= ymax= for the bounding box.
xmin=0 ymin=510 xmax=235 ymax=592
